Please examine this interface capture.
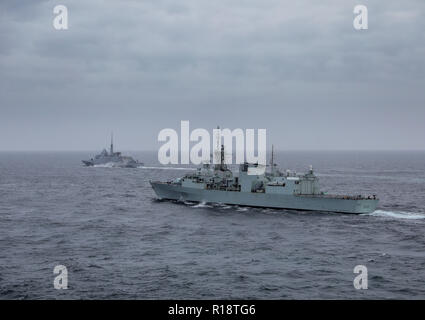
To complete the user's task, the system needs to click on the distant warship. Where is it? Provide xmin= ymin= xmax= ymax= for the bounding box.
xmin=150 ymin=145 xmax=378 ymax=214
xmin=82 ymin=134 xmax=142 ymax=168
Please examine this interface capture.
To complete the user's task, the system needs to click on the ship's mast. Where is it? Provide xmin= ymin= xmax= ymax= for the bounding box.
xmin=216 ymin=126 xmax=220 ymax=151
xmin=213 ymin=126 xmax=227 ymax=171
xmin=270 ymin=144 xmax=274 ymax=174
xmin=215 ymin=125 xmax=220 ymax=164
xmin=220 ymin=144 xmax=225 ymax=171
xmin=214 ymin=126 xmax=221 ymax=169
xmin=110 ymin=132 xmax=114 ymax=154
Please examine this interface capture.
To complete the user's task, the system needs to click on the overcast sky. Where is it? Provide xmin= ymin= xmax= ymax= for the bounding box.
xmin=0 ymin=0 xmax=424 ymax=151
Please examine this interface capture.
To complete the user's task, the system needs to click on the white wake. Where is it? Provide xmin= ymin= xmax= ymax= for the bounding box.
xmin=365 ymin=210 xmax=425 ymax=220
xmin=191 ymin=201 xmax=212 ymax=208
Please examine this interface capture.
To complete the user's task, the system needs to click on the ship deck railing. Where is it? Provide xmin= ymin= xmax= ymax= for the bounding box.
xmin=296 ymin=194 xmax=378 ymax=200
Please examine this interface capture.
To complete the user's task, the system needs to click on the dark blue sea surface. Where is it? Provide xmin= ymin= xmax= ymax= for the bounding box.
xmin=0 ymin=151 xmax=424 ymax=299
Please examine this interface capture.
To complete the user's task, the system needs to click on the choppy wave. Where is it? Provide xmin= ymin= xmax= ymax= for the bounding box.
xmin=3 ymin=151 xmax=425 ymax=299
xmin=365 ymin=210 xmax=425 ymax=220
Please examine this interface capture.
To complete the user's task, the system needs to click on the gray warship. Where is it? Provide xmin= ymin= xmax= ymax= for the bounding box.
xmin=82 ymin=134 xmax=142 ymax=168
xmin=150 ymin=145 xmax=378 ymax=214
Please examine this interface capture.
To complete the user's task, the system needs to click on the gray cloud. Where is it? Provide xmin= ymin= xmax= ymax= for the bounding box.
xmin=0 ymin=0 xmax=424 ymax=151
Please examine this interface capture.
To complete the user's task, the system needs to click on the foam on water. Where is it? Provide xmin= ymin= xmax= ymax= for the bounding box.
xmin=191 ymin=201 xmax=212 ymax=208
xmin=365 ymin=210 xmax=425 ymax=220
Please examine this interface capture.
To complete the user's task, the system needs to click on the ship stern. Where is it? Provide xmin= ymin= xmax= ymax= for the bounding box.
xmin=354 ymin=198 xmax=379 ymax=214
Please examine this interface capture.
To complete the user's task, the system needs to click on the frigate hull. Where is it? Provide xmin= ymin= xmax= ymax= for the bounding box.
xmin=150 ymin=182 xmax=378 ymax=214
xmin=82 ymin=158 xmax=140 ymax=168
xmin=82 ymin=133 xmax=142 ymax=168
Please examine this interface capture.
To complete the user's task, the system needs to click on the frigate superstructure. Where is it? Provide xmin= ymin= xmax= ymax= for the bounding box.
xmin=82 ymin=134 xmax=142 ymax=168
xmin=150 ymin=145 xmax=378 ymax=214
